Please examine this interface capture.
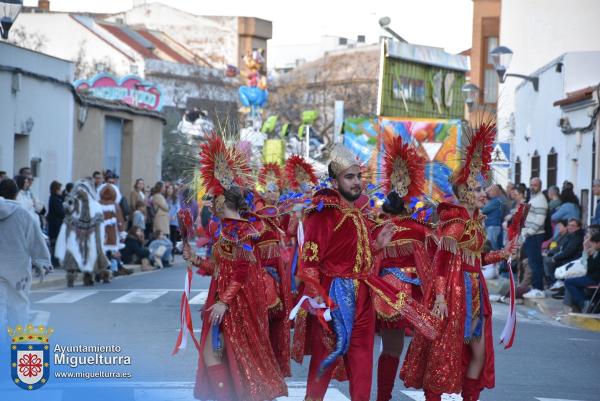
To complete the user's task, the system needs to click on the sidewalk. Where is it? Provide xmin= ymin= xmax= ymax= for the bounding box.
xmin=32 ymin=264 xmax=147 ymax=290
xmin=486 ymin=277 xmax=600 ymax=332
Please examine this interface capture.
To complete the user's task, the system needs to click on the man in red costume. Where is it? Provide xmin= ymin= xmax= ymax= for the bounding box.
xmin=295 ymin=144 xmax=438 ymax=401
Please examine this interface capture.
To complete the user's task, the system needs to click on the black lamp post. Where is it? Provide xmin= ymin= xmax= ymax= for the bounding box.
xmin=490 ymin=46 xmax=539 ymax=91
xmin=0 ymin=0 xmax=23 ymax=40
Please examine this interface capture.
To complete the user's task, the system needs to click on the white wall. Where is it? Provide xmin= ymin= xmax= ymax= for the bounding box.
xmin=0 ymin=42 xmax=75 ymax=203
xmin=513 ymin=51 xmax=600 ymax=223
xmin=498 ymin=0 xmax=600 ymax=142
xmin=12 ymin=13 xmax=138 ymax=77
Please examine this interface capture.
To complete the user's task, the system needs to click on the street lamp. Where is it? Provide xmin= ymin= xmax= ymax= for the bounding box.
xmin=489 ymin=46 xmax=539 ymax=91
xmin=378 ymin=16 xmax=408 ymax=43
xmin=461 ymin=83 xmax=480 ymax=111
xmin=0 ymin=0 xmax=23 ymax=40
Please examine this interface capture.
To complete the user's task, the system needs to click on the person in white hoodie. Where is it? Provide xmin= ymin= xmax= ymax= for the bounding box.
xmin=0 ymin=178 xmax=51 ymax=346
xmin=522 ymin=177 xmax=549 ymax=299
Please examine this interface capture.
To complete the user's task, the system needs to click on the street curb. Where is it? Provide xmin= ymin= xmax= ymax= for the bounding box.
xmin=561 ymin=313 xmax=600 ymax=332
xmin=31 ymin=264 xmax=144 ymax=290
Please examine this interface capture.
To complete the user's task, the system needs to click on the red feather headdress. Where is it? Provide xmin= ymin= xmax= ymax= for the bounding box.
xmin=452 ymin=121 xmax=496 ymax=188
xmin=198 ymin=134 xmax=252 ymax=196
xmin=285 ymin=155 xmax=317 ymax=191
xmin=381 ymin=135 xmax=426 ymax=200
xmin=258 ymin=162 xmax=283 ymax=190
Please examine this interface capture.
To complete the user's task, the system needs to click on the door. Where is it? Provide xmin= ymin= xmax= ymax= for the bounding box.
xmin=104 ymin=117 xmax=123 ymax=176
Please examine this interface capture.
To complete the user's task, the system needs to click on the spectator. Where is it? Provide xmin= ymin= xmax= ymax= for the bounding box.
xmin=47 ymin=181 xmax=65 ymax=267
xmin=504 ymin=185 xmax=527 ymax=225
xmin=591 ymin=179 xmax=600 ymax=225
xmin=505 ymin=181 xmax=516 ymax=213
xmin=147 ymin=230 xmax=174 ymax=268
xmin=121 ymin=227 xmax=153 ymax=270
xmin=551 ymin=187 xmax=580 ymax=223
xmin=562 ymin=180 xmax=574 ymax=192
xmin=130 ymin=178 xmax=147 ymax=224
xmin=15 ymin=175 xmax=45 ymax=224
xmin=518 ymin=183 xmax=530 ymax=202
xmin=522 ymin=177 xmax=548 ymax=299
xmin=564 ymin=232 xmax=600 ymax=312
xmin=543 ymin=219 xmax=584 ymax=287
xmin=482 ymin=184 xmax=505 ymax=250
xmin=166 ymin=182 xmax=180 ymax=252
xmin=0 ymin=171 xmax=6 ymax=181
xmin=62 ymin=182 xmax=73 ymax=198
xmin=0 ymin=179 xmax=51 ymax=338
xmin=92 ymin=171 xmax=103 ymax=191
xmin=105 ymin=251 xmax=134 ymax=277
xmin=18 ymin=166 xmax=32 ymax=178
xmin=132 ymin=201 xmax=146 ymax=231
xmin=547 ymin=185 xmax=561 ymax=215
xmin=151 ymin=181 xmax=170 ymax=238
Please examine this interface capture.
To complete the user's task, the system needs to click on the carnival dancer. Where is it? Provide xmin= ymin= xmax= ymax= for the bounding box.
xmin=400 ymin=121 xmax=519 ymax=401
xmin=184 ymin=134 xmax=287 ymax=401
xmin=55 ymin=179 xmax=110 ymax=287
xmin=255 ymin=162 xmax=292 ymax=377
xmin=373 ymin=136 xmax=436 ymax=401
xmin=293 ymin=144 xmax=439 ymax=401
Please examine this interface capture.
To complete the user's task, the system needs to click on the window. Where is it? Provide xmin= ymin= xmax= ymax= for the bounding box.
xmin=483 ymin=36 xmax=499 ymax=104
xmin=531 ymin=151 xmax=540 ymax=179
xmin=483 ymin=69 xmax=499 ymax=104
xmin=547 ymin=148 xmax=557 ymax=188
xmin=515 ymin=157 xmax=521 ymax=185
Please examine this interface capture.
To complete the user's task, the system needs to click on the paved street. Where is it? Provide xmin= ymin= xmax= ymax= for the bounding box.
xmin=2 ymin=259 xmax=599 ymax=401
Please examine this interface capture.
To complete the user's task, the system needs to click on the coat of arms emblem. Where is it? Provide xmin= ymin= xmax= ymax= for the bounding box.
xmin=8 ymin=324 xmax=53 ymax=390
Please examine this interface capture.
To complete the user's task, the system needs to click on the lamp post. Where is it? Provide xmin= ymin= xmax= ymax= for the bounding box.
xmin=489 ymin=46 xmax=539 ymax=91
xmin=0 ymin=0 xmax=23 ymax=40
xmin=461 ymin=83 xmax=480 ymax=111
xmin=378 ymin=16 xmax=408 ymax=43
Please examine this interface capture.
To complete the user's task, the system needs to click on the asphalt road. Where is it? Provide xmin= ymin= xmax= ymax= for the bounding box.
xmin=3 ymin=259 xmax=599 ymax=401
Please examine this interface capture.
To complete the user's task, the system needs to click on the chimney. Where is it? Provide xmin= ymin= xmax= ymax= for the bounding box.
xmin=38 ymin=1 xmax=50 ymax=11
xmin=357 ymin=35 xmax=366 ymax=43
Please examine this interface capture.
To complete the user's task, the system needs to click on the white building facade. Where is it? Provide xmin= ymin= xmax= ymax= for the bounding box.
xmin=513 ymin=51 xmax=600 ymax=224
xmin=0 ymin=42 xmax=75 ymax=201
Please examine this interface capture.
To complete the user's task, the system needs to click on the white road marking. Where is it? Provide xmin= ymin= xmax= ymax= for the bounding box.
xmin=189 ymin=290 xmax=208 ymax=305
xmin=29 ymin=309 xmax=50 ymax=326
xmin=111 ymin=290 xmax=169 ymax=304
xmin=36 ymin=290 xmax=98 ymax=303
xmin=536 ymin=398 xmax=587 ymax=401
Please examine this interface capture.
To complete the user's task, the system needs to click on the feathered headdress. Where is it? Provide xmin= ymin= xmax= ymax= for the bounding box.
xmin=258 ymin=162 xmax=283 ymax=191
xmin=198 ymin=134 xmax=252 ymax=195
xmin=285 ymin=155 xmax=317 ymax=191
xmin=452 ymin=120 xmax=496 ymax=190
xmin=381 ymin=135 xmax=426 ymax=200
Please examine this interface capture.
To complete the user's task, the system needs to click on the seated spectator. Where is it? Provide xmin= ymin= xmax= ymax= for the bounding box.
xmin=551 ymin=187 xmax=580 ymax=223
xmin=147 ymin=230 xmax=173 ymax=269
xmin=132 ymin=201 xmax=146 ymax=231
xmin=545 ymin=219 xmax=584 ymax=286
xmin=106 ymin=251 xmax=133 ymax=277
xmin=121 ymin=227 xmax=154 ymax=271
xmin=564 ymin=232 xmax=600 ymax=312
xmin=543 ymin=220 xmax=569 ymax=284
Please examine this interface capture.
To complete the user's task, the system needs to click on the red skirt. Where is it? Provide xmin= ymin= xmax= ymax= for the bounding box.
xmin=375 ymin=267 xmax=423 ymax=330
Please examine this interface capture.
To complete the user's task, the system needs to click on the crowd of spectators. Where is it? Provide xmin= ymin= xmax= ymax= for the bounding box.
xmin=0 ymin=168 xmax=198 ymax=286
xmin=482 ymin=177 xmax=600 ymax=313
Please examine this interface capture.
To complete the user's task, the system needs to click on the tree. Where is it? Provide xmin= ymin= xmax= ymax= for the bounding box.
xmin=267 ymin=47 xmax=379 ymax=147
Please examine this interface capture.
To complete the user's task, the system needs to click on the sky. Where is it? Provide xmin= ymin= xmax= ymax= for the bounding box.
xmin=23 ymin=0 xmax=474 ymax=62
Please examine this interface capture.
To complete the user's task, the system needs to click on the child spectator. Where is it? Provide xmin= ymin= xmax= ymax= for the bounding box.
xmin=121 ymin=227 xmax=154 ymax=271
xmin=147 ymin=230 xmax=173 ymax=269
xmin=132 ymin=201 xmax=146 ymax=231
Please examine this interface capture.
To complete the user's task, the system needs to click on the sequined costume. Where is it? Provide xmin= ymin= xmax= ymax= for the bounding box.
xmin=293 ymin=188 xmax=439 ymax=401
xmin=192 ymin=216 xmax=288 ymax=401
xmin=400 ymin=121 xmax=506 ymax=401
xmin=255 ymin=205 xmax=292 ymax=377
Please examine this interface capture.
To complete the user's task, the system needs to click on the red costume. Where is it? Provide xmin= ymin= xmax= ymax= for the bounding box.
xmin=400 ymin=121 xmax=509 ymax=401
xmin=255 ymin=205 xmax=292 ymax=377
xmin=192 ymin=134 xmax=287 ymax=401
xmin=372 ymin=134 xmax=438 ymax=401
xmin=293 ymin=144 xmax=438 ymax=401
